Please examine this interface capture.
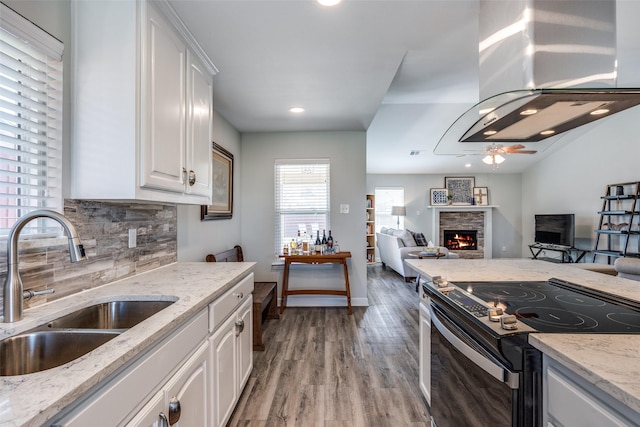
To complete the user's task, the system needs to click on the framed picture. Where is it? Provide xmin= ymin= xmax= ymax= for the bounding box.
xmin=201 ymin=142 xmax=233 ymax=220
xmin=430 ymin=188 xmax=449 ymax=206
xmin=473 ymin=187 xmax=489 ymax=205
xmin=444 ymin=176 xmax=475 ymax=205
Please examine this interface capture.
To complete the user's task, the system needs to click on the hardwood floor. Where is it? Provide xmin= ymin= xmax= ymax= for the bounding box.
xmin=229 ymin=264 xmax=431 ymax=426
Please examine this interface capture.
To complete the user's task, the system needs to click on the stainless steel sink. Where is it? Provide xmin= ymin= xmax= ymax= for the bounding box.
xmin=0 ymin=299 xmax=175 ymax=376
xmin=0 ymin=330 xmax=120 ymax=376
xmin=45 ymin=300 xmax=174 ymax=329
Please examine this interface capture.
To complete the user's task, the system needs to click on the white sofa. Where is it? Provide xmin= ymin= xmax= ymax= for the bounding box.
xmin=376 ymin=229 xmax=458 ymax=280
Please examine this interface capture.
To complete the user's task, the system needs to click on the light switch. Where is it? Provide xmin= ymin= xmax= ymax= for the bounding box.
xmin=128 ymin=228 xmax=137 ymax=248
xmin=340 ymin=204 xmax=349 ymax=214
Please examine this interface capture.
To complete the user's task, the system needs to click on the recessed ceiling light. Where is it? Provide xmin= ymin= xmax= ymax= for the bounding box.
xmin=317 ymin=0 xmax=342 ymax=6
xmin=540 ymin=129 xmax=555 ymax=136
xmin=520 ymin=109 xmax=538 ymax=115
xmin=590 ymin=108 xmax=610 ymax=115
xmin=289 ymin=107 xmax=305 ymax=113
xmin=483 ymin=130 xmax=497 ymax=136
xmin=465 ymin=163 xmax=472 ymax=168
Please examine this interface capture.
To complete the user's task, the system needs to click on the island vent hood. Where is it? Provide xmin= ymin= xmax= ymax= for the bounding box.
xmin=435 ymin=0 xmax=640 ymax=155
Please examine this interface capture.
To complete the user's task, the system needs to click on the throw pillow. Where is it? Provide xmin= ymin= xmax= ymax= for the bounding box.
xmin=394 ymin=229 xmax=417 ymax=247
xmin=407 ymin=229 xmax=429 ymax=246
xmin=413 ymin=232 xmax=429 ymax=246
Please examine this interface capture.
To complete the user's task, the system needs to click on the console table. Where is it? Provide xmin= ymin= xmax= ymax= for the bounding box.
xmin=279 ymin=252 xmax=352 ymax=315
xmin=528 ymin=243 xmax=587 ymax=263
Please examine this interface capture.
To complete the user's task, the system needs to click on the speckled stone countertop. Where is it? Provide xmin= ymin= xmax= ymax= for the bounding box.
xmin=407 ymin=258 xmax=640 ymax=415
xmin=0 ymin=261 xmax=255 ymax=427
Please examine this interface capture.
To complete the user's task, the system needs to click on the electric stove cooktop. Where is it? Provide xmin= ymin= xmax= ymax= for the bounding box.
xmin=449 ymin=278 xmax=640 ymax=334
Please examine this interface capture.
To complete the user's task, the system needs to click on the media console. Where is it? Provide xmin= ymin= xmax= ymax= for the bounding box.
xmin=529 ymin=242 xmax=587 ymax=263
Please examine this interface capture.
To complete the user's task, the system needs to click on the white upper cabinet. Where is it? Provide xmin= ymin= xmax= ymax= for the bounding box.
xmin=71 ymin=0 xmax=215 ymax=204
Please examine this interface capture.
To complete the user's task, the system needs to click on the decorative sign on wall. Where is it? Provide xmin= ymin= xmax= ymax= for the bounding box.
xmin=473 ymin=187 xmax=489 ymax=205
xmin=430 ymin=188 xmax=449 ymax=206
xmin=445 ymin=176 xmax=475 ymax=205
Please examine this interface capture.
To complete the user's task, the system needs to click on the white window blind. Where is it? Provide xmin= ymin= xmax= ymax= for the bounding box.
xmin=274 ymin=159 xmax=330 ymax=255
xmin=0 ymin=4 xmax=64 ymax=235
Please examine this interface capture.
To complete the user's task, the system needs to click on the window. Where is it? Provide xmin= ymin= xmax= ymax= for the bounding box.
xmin=375 ymin=187 xmax=404 ymax=230
xmin=274 ymin=159 xmax=330 ymax=255
xmin=0 ymin=4 xmax=64 ymax=236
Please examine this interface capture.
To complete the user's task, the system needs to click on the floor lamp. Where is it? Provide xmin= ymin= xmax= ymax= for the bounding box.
xmin=391 ymin=206 xmax=406 ymax=229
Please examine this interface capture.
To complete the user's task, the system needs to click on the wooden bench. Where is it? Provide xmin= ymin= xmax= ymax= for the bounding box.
xmin=205 ymin=245 xmax=279 ymax=351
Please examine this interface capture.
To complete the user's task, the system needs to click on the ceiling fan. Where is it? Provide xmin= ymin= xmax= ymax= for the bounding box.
xmin=482 ymin=143 xmax=537 ymax=165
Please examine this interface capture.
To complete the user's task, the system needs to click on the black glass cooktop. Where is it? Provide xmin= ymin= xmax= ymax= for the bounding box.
xmin=452 ymin=279 xmax=640 ymax=334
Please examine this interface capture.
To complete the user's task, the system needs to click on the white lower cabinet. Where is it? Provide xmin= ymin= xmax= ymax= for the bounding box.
xmin=544 ymin=355 xmax=640 ymax=427
xmin=52 ymin=310 xmax=208 ymax=427
xmin=419 ymin=297 xmax=431 ymax=406
xmin=209 ymin=275 xmax=254 ymax=427
xmin=127 ymin=341 xmax=209 ymax=426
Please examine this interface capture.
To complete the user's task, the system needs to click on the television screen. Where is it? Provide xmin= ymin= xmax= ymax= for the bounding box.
xmin=534 ymin=214 xmax=575 ymax=247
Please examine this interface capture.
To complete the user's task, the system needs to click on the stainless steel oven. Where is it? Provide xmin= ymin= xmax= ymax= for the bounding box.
xmin=429 ymin=303 xmax=539 ymax=427
xmin=422 ymin=277 xmax=640 ymax=427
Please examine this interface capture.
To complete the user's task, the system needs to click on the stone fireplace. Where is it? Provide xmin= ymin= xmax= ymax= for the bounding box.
xmin=430 ymin=206 xmax=495 ymax=259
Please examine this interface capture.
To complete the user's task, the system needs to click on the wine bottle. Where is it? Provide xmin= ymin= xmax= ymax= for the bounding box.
xmin=315 ymin=230 xmax=322 ymax=253
xmin=321 ymin=229 xmax=328 ymax=254
xmin=327 ymin=230 xmax=334 ymax=253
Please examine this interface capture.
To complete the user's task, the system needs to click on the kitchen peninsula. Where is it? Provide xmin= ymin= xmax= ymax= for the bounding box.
xmin=0 ymin=261 xmax=255 ymax=427
xmin=408 ymin=258 xmax=640 ymax=425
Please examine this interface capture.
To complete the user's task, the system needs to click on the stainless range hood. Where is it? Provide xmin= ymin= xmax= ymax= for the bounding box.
xmin=434 ymin=1 xmax=640 ymax=156
xmin=454 ymin=88 xmax=640 ymax=144
xmin=435 ymin=88 xmax=640 ymax=155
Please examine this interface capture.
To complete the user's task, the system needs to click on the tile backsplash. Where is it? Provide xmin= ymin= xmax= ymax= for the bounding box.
xmin=0 ymin=200 xmax=177 ymax=317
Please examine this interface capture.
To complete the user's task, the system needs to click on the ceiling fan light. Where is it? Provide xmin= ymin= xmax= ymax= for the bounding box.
xmin=494 ymin=154 xmax=505 ymax=164
xmin=482 ymin=155 xmax=493 ymax=165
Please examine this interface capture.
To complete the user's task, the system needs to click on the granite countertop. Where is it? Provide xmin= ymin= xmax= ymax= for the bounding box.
xmin=407 ymin=258 xmax=640 ymax=415
xmin=0 ymin=261 xmax=255 ymax=427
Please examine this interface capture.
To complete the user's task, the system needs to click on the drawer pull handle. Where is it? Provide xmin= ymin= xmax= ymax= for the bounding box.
xmin=168 ymin=397 xmax=181 ymax=425
xmin=234 ymin=292 xmax=244 ymax=299
xmin=188 ymin=170 xmax=196 ymax=186
xmin=235 ymin=319 xmax=245 ymax=335
xmin=159 ymin=412 xmax=169 ymax=427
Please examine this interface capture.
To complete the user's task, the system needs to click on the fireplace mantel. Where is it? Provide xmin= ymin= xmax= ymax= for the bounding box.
xmin=429 ymin=205 xmax=498 ymax=259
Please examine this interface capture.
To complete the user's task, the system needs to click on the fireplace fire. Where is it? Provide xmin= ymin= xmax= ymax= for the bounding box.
xmin=443 ymin=230 xmax=478 ymax=251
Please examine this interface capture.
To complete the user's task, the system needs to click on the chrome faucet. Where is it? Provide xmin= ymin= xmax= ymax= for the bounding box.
xmin=3 ymin=209 xmax=87 ymax=323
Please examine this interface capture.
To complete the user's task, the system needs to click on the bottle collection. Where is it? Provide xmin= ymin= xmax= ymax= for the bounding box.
xmin=284 ymin=229 xmax=338 ymax=255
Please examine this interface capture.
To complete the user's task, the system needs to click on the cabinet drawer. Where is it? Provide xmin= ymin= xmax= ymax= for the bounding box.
xmin=546 ymin=364 xmax=637 ymax=427
xmin=209 ymin=273 xmax=254 ymax=332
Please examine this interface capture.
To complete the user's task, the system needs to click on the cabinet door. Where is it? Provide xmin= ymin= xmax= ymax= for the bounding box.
xmin=141 ymin=3 xmax=187 ymax=193
xmin=419 ymin=300 xmax=431 ymax=406
xmin=237 ymin=297 xmax=253 ymax=390
xmin=185 ymin=51 xmax=212 ymax=198
xmin=210 ymin=314 xmax=238 ymax=427
xmin=164 ymin=342 xmax=210 ymax=426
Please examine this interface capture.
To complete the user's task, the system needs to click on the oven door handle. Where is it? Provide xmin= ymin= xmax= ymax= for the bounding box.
xmin=430 ymin=304 xmax=519 ymax=389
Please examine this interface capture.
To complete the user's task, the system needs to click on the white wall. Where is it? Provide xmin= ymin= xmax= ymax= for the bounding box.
xmin=177 ymin=111 xmax=242 ymax=261
xmin=367 ymin=172 xmax=523 ymax=258
xmin=239 ymin=131 xmax=368 ymax=307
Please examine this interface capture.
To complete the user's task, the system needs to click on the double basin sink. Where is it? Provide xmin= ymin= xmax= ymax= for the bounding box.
xmin=0 ymin=300 xmax=174 ymax=376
